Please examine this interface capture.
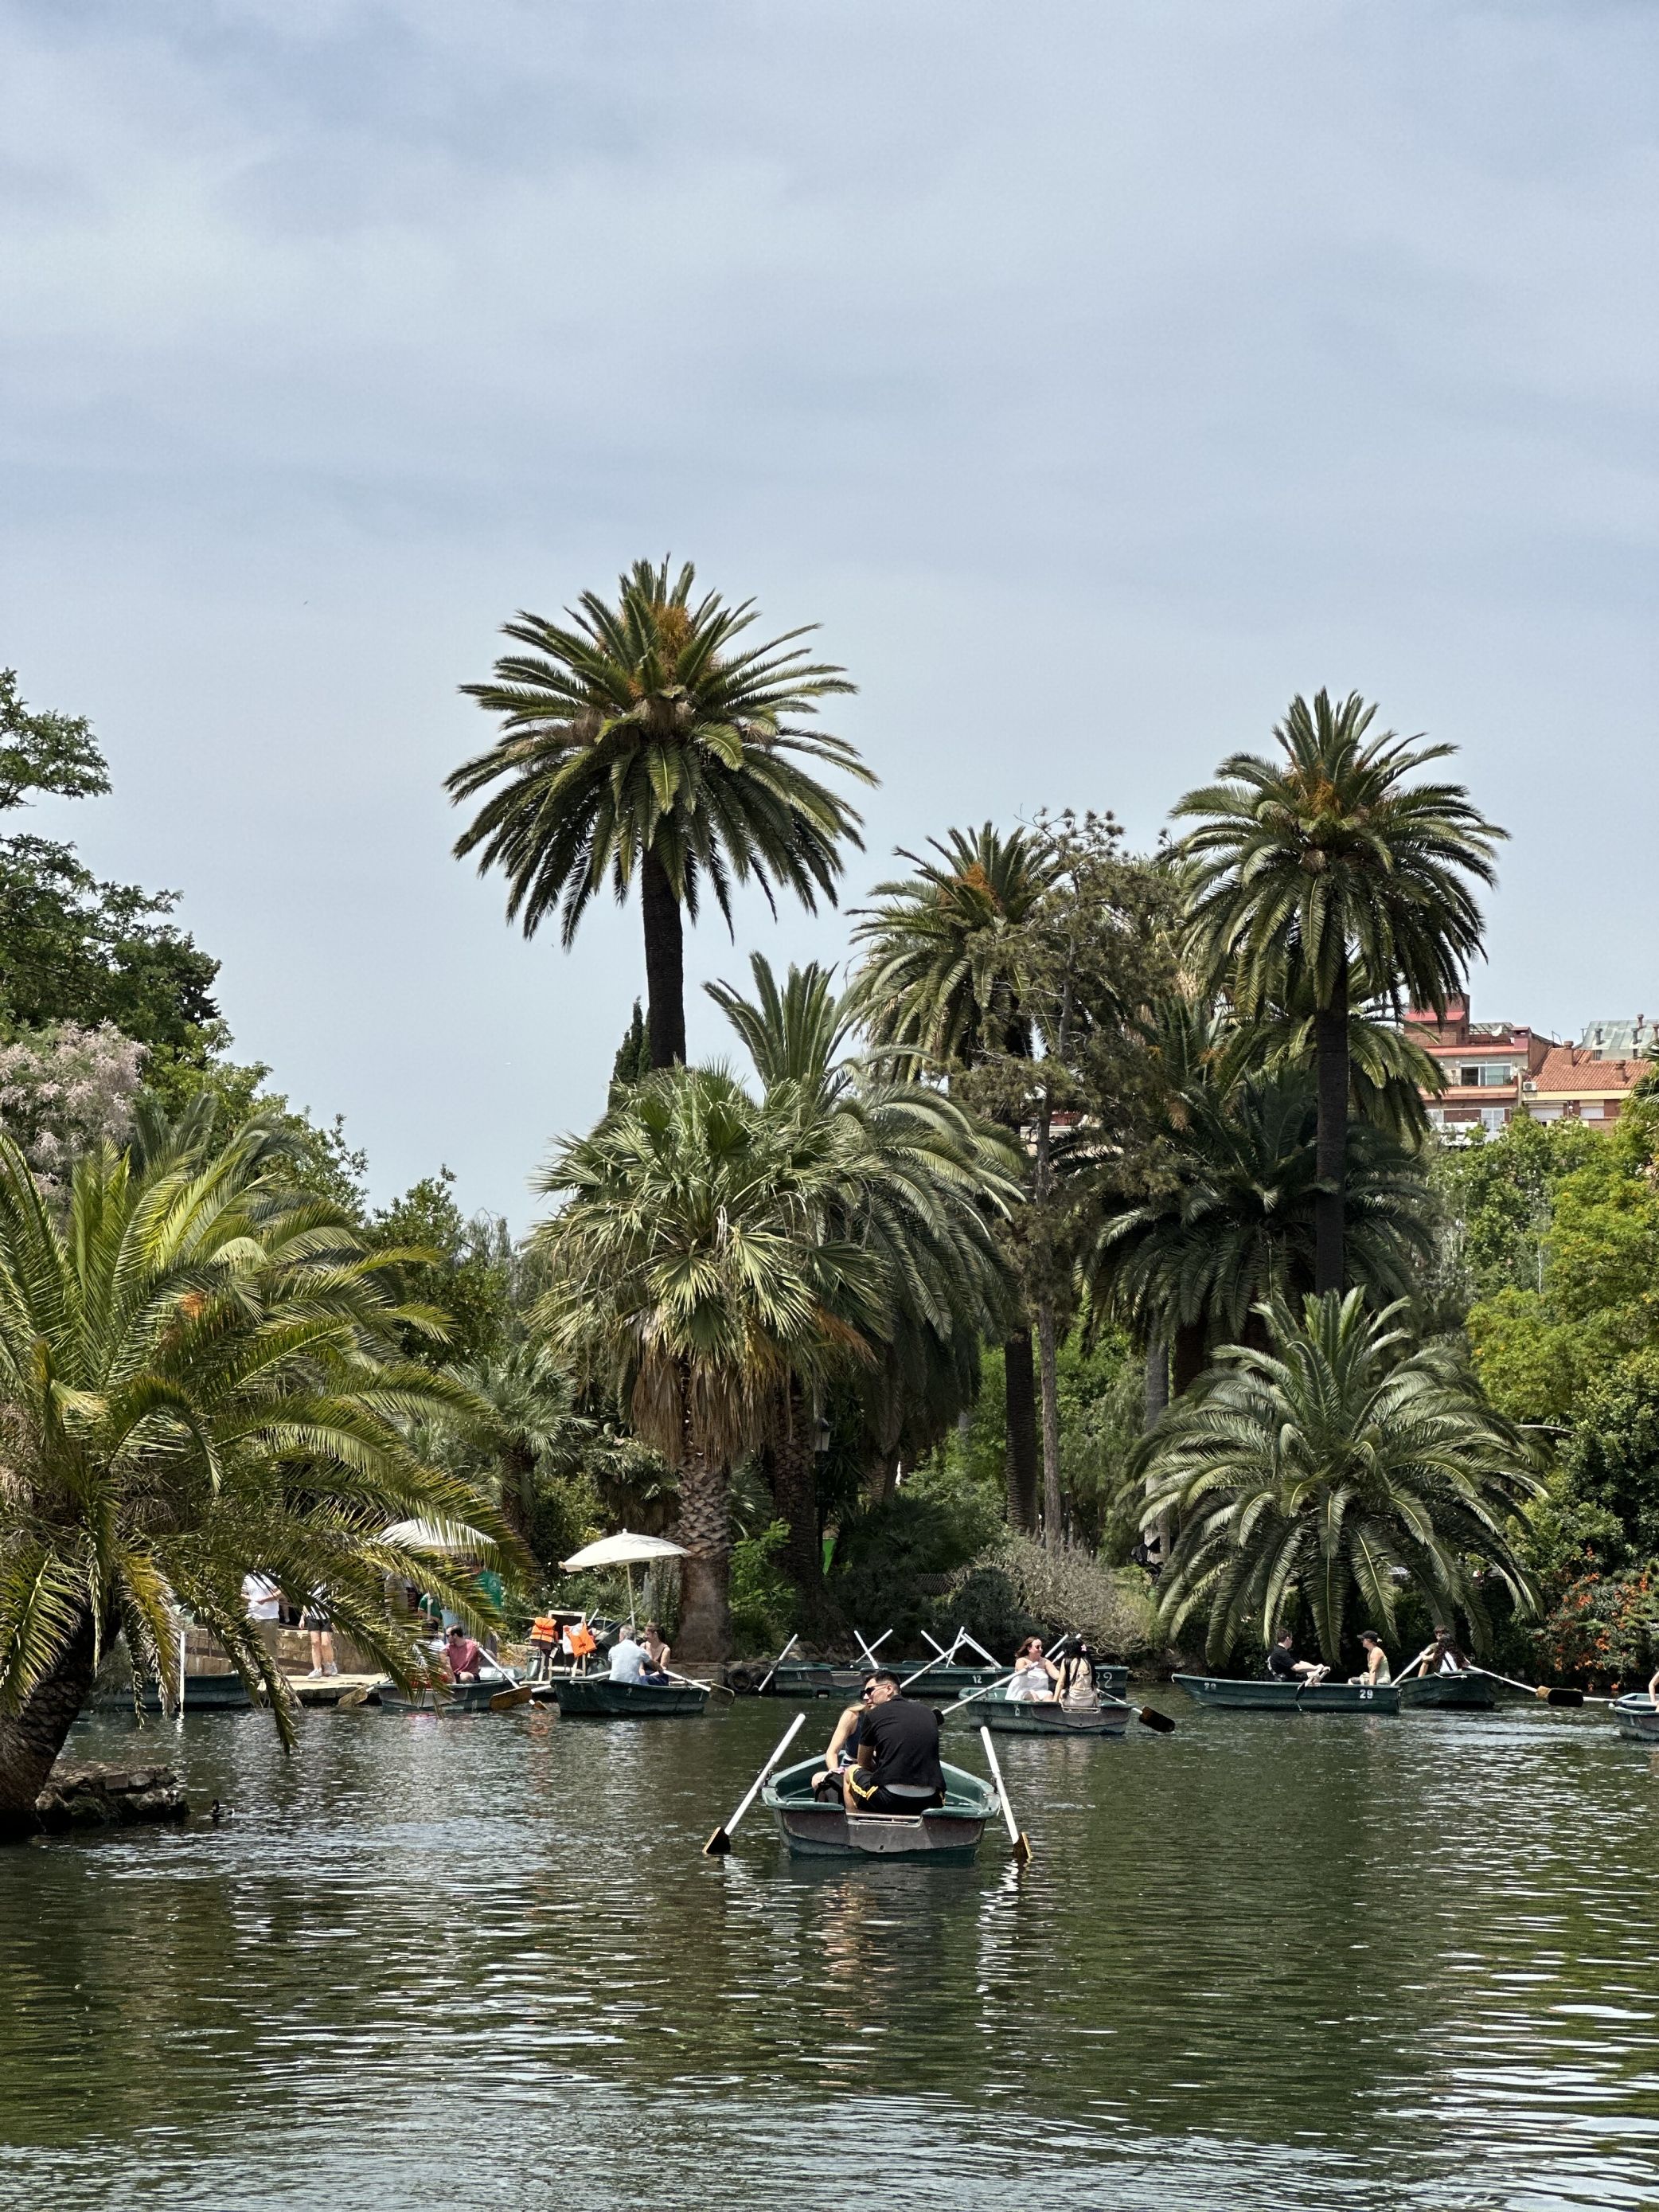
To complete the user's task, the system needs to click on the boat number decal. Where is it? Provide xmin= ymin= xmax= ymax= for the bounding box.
xmin=1360 ymin=1688 xmax=1372 ymax=1700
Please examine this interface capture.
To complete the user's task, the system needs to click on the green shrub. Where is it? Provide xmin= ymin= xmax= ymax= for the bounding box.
xmin=729 ymin=1519 xmax=796 ymax=1656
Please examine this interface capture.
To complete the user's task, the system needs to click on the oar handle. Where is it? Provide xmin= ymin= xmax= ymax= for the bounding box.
xmin=978 ymin=1724 xmax=1029 ymax=1863
xmin=710 ymin=1711 xmax=806 ymax=1850
xmin=939 ymin=1669 xmax=1018 ymax=1718
xmin=755 ymin=1633 xmax=801 ymax=1695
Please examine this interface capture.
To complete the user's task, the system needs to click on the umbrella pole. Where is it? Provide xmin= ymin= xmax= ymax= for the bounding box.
xmin=627 ymin=1563 xmax=636 ymax=1629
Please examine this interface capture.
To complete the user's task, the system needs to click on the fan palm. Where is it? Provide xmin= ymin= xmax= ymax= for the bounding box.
xmin=849 ymin=824 xmax=1061 ymax=1528
xmin=1138 ymin=1290 xmax=1540 ymax=1667
xmin=533 ymin=1067 xmax=887 ymax=1659
xmin=1174 ymin=690 xmax=1503 ymax=1294
xmin=449 ymin=558 xmax=872 ymax=1068
xmin=708 ymin=955 xmax=1021 ymax=1600
xmin=0 ymin=1110 xmax=513 ymax=1828
xmin=1088 ymin=1009 xmax=1435 ymax=1393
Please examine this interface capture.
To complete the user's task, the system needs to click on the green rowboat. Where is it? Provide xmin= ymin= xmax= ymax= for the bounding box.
xmin=1396 ymin=1670 xmax=1500 ymax=1713
xmin=762 ymin=1755 xmax=997 ymax=1862
xmin=967 ymin=1696 xmax=1129 ymax=1738
xmin=765 ymin=1660 xmax=870 ymax=1699
xmin=552 ymin=1674 xmax=710 ymax=1718
xmin=1614 ymin=1694 xmax=1659 ymax=1743
xmin=379 ymin=1675 xmax=522 ymax=1714
xmin=1174 ymin=1673 xmax=1400 ymax=1715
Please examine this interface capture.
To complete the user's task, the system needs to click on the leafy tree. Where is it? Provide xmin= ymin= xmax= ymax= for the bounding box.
xmin=0 ymin=1105 xmax=512 ymax=1828
xmin=707 ymin=952 xmax=1020 ymax=1614
xmin=1088 ymin=1010 xmax=1436 ymax=1393
xmin=367 ymin=1170 xmax=516 ymax=1368
xmin=850 ymin=823 xmax=1062 ymax=1530
xmin=610 ymin=1000 xmax=650 ymax=1096
xmin=0 ymin=671 xmax=221 ymax=1057
xmin=0 ymin=1022 xmax=146 ymax=1182
xmin=449 ymin=559 xmax=871 ymax=1069
xmin=533 ymin=1066 xmax=887 ymax=1659
xmin=1138 ymin=1290 xmax=1540 ymax=1667
xmin=1175 ymin=690 xmax=1504 ymax=1296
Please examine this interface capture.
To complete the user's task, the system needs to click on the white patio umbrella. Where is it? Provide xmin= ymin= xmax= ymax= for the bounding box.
xmin=560 ymin=1530 xmax=687 ymax=1624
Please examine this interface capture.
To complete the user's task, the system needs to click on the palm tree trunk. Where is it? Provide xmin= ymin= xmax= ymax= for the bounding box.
xmin=772 ymin=1393 xmax=823 ymax=1600
xmin=1004 ymin=1331 xmax=1039 ymax=1532
xmin=674 ymin=1442 xmax=730 ymax=1662
xmin=1314 ymin=979 xmax=1349 ymax=1296
xmin=641 ymin=847 xmax=686 ymax=1069
xmin=1144 ymin=1339 xmax=1169 ymax=1428
xmin=1036 ymin=1299 xmax=1064 ymax=1549
xmin=1171 ymin=1321 xmax=1208 ymax=1397
xmin=0 ymin=1607 xmax=102 ymax=1835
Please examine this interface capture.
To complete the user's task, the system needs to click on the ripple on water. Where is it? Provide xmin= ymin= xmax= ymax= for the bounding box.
xmin=0 ymin=1698 xmax=1654 ymax=2209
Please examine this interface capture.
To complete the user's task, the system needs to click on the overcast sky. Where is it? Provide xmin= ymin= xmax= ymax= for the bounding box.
xmin=3 ymin=1 xmax=1654 ymax=1225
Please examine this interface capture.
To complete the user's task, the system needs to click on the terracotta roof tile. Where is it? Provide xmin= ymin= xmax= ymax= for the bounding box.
xmin=1531 ymin=1045 xmax=1648 ymax=1096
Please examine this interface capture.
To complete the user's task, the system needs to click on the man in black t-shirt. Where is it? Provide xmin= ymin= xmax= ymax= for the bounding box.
xmin=843 ymin=1673 xmax=946 ymax=1815
xmin=1267 ymin=1629 xmax=1329 ymax=1684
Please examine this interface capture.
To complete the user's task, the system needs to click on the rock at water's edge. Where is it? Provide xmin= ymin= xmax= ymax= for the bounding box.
xmin=35 ymin=1761 xmax=189 ymax=1831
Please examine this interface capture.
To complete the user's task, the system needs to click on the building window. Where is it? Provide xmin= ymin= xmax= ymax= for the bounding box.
xmin=1481 ymin=1107 xmax=1508 ymax=1133
xmin=1483 ymin=1063 xmax=1513 ymax=1086
xmin=1457 ymin=1065 xmax=1481 ymax=1087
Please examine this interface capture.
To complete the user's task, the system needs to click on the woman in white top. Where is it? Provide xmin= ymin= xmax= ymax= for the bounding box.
xmin=1349 ymin=1631 xmax=1392 ymax=1688
xmin=1007 ymin=1636 xmax=1059 ymax=1702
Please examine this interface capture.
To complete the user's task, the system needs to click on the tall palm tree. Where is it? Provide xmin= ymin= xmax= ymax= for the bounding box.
xmin=448 ymin=559 xmax=872 ymax=1069
xmin=533 ymin=1067 xmax=886 ymax=1659
xmin=1138 ymin=1290 xmax=1540 ymax=1667
xmin=1174 ymin=690 xmax=1503 ymax=1295
xmin=708 ymin=955 xmax=1021 ymax=1603
xmin=849 ymin=824 xmax=1061 ymax=1530
xmin=0 ymin=1110 xmax=513 ymax=1829
xmin=1088 ymin=1006 xmax=1436 ymax=1393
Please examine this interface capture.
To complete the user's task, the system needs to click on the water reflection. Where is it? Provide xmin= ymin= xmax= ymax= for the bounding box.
xmin=0 ymin=1698 xmax=1653 ymax=2209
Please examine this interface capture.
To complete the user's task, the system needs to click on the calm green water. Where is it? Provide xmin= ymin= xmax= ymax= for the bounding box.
xmin=2 ymin=1693 xmax=1657 ymax=2210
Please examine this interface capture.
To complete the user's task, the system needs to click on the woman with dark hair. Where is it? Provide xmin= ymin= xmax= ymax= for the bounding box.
xmin=1007 ymin=1636 xmax=1059 ymax=1702
xmin=1056 ymin=1639 xmax=1100 ymax=1710
xmin=1349 ymin=1631 xmax=1391 ymax=1688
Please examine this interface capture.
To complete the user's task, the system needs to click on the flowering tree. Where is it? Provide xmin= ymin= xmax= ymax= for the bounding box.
xmin=0 ymin=1022 xmax=146 ymax=1182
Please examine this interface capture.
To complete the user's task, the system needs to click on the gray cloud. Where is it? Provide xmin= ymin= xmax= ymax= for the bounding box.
xmin=2 ymin=0 xmax=1654 ymax=1221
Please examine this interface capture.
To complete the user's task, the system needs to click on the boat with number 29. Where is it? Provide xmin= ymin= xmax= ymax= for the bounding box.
xmin=1174 ymin=1675 xmax=1401 ymax=1715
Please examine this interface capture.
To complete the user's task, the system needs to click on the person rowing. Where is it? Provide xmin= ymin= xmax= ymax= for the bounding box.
xmin=1267 ymin=1629 xmax=1329 ymax=1685
xmin=1006 ymin=1636 xmax=1060 ymax=1702
xmin=843 ymin=1672 xmax=945 ymax=1815
xmin=1055 ymin=1638 xmax=1103 ymax=1710
xmin=1400 ymin=1624 xmax=1470 ymax=1679
xmin=443 ymin=1624 xmax=487 ymax=1680
xmin=810 ymin=1674 xmax=876 ymax=1800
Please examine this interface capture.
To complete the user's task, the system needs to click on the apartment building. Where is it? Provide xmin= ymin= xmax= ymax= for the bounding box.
xmin=1405 ymin=1000 xmax=1652 ymax=1134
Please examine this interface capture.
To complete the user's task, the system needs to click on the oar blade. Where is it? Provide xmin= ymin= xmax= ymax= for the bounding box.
xmin=1137 ymin=1705 xmax=1176 ymax=1735
xmin=1546 ymin=1686 xmax=1585 ymax=1707
xmin=703 ymin=1827 xmax=732 ymax=1858
xmin=489 ymin=1685 xmax=534 ymax=1712
xmin=1013 ymin=1830 xmax=1032 ymax=1866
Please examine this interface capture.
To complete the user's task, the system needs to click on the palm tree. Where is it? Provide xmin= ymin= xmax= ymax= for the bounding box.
xmin=849 ymin=824 xmax=1061 ymax=1529
xmin=0 ymin=1110 xmax=513 ymax=1830
xmin=1174 ymin=690 xmax=1504 ymax=1295
xmin=448 ymin=558 xmax=872 ymax=1068
xmin=1138 ymin=1290 xmax=1540 ymax=1667
xmin=708 ymin=955 xmax=1021 ymax=1604
xmin=1087 ymin=1006 xmax=1436 ymax=1393
xmin=533 ymin=1067 xmax=886 ymax=1659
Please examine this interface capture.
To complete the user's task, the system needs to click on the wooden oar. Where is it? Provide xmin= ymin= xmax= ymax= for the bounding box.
xmin=704 ymin=1711 xmax=807 ymax=1855
xmin=486 ymin=1673 xmax=534 ymax=1711
xmin=938 ymin=1668 xmax=1017 ymax=1716
xmin=1469 ymin=1665 xmax=1585 ymax=1708
xmin=755 ymin=1632 xmax=801 ymax=1695
xmin=661 ymin=1667 xmax=734 ymax=1700
xmin=853 ymin=1628 xmax=893 ymax=1669
xmin=979 ymin=1725 xmax=1030 ymax=1865
xmin=336 ymin=1677 xmax=386 ymax=1710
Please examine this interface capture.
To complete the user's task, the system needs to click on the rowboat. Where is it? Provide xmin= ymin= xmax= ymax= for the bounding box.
xmin=762 ymin=1754 xmax=997 ymax=1862
xmin=765 ymin=1660 xmax=872 ymax=1699
xmin=93 ymin=1672 xmax=254 ymax=1714
xmin=1614 ymin=1694 xmax=1659 ymax=1743
xmin=378 ymin=1675 xmax=522 ymax=1715
xmin=1174 ymin=1673 xmax=1401 ymax=1715
xmin=1396 ymin=1669 xmax=1500 ymax=1713
xmin=552 ymin=1674 xmax=710 ymax=1718
xmin=964 ymin=1696 xmax=1129 ymax=1738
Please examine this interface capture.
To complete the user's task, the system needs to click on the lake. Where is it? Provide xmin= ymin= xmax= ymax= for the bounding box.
xmin=2 ymin=1691 xmax=1656 ymax=2210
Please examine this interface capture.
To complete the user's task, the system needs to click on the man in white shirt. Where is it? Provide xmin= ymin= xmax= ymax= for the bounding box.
xmin=608 ymin=1629 xmax=647 ymax=1682
xmin=242 ymin=1573 xmax=281 ymax=1624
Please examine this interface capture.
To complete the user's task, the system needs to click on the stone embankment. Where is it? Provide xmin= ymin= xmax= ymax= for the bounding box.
xmin=36 ymin=1761 xmax=189 ymax=1831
